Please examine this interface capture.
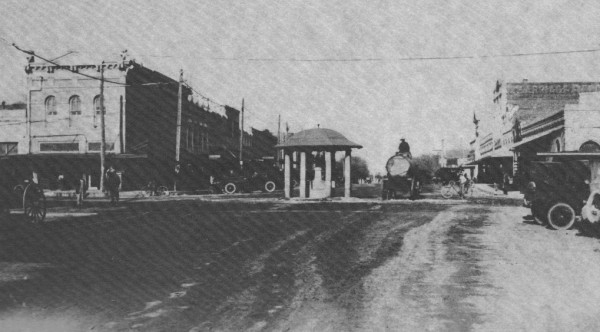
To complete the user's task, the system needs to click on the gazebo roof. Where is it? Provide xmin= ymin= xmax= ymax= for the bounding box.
xmin=276 ymin=128 xmax=362 ymax=149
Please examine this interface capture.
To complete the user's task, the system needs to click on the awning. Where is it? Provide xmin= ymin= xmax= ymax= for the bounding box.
xmin=511 ymin=126 xmax=564 ymax=149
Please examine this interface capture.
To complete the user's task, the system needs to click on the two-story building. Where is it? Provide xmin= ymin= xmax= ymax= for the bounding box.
xmin=471 ymin=80 xmax=600 ymax=187
xmin=0 ymin=56 xmax=277 ymax=190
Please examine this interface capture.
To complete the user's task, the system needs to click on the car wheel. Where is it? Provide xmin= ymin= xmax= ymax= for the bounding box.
xmin=547 ymin=202 xmax=576 ymax=230
xmin=264 ymin=181 xmax=276 ymax=193
xmin=224 ymin=182 xmax=237 ymax=195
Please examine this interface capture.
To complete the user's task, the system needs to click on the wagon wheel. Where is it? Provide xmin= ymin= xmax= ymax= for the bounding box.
xmin=23 ymin=184 xmax=46 ymax=223
xmin=440 ymin=185 xmax=453 ymax=199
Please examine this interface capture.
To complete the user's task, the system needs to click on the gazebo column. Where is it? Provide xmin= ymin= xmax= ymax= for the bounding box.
xmin=284 ymin=150 xmax=291 ymax=199
xmin=325 ymin=150 xmax=332 ymax=197
xmin=300 ymin=151 xmax=307 ymax=198
xmin=344 ymin=149 xmax=351 ymax=198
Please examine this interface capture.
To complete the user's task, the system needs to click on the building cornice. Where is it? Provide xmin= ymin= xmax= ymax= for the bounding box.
xmin=25 ymin=61 xmax=134 ymax=74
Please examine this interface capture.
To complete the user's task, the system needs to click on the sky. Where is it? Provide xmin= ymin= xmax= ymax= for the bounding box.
xmin=2 ymin=0 xmax=600 ymax=173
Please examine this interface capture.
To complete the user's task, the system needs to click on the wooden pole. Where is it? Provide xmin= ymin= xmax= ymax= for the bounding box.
xmin=175 ymin=69 xmax=183 ymax=163
xmin=99 ymin=62 xmax=106 ymax=192
xmin=239 ymin=98 xmax=244 ymax=170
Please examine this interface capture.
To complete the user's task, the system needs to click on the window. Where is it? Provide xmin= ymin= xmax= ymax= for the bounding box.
xmin=69 ymin=95 xmax=81 ymax=115
xmin=88 ymin=142 xmax=115 ymax=151
xmin=0 ymin=142 xmax=18 ymax=155
xmin=580 ymin=141 xmax=600 ymax=152
xmin=40 ymin=142 xmax=79 ymax=152
xmin=93 ymin=95 xmax=105 ymax=115
xmin=45 ymin=96 xmax=56 ymax=115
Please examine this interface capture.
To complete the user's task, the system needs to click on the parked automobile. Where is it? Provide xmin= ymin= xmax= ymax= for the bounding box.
xmin=525 ymin=160 xmax=590 ymax=230
xmin=215 ymin=172 xmax=279 ymax=194
xmin=433 ymin=167 xmax=464 ymax=186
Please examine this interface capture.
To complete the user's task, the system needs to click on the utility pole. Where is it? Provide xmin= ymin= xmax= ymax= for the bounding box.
xmin=239 ymin=98 xmax=244 ymax=170
xmin=175 ymin=69 xmax=183 ymax=163
xmin=277 ymin=114 xmax=281 ymax=163
xmin=99 ymin=62 xmax=106 ymax=192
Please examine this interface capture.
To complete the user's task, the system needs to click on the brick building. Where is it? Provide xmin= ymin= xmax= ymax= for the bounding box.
xmin=470 ymin=80 xmax=600 ymax=186
xmin=0 ymin=56 xmax=277 ymax=190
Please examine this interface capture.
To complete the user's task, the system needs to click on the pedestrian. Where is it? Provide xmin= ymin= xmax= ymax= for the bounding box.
xmin=503 ymin=171 xmax=510 ymax=195
xmin=105 ymin=166 xmax=121 ymax=205
xmin=459 ymin=169 xmax=468 ymax=198
xmin=76 ymin=173 xmax=87 ymax=208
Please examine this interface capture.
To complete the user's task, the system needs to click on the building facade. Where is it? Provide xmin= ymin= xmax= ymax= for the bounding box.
xmin=0 ymin=57 xmax=277 ymax=190
xmin=470 ymin=80 xmax=600 ymax=187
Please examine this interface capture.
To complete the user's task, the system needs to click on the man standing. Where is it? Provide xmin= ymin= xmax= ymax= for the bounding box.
xmin=105 ymin=166 xmax=121 ymax=205
xmin=398 ymin=138 xmax=412 ymax=158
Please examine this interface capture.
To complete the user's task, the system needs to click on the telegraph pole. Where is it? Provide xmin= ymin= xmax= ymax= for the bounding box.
xmin=239 ymin=98 xmax=244 ymax=170
xmin=175 ymin=69 xmax=183 ymax=163
xmin=277 ymin=114 xmax=281 ymax=163
xmin=99 ymin=62 xmax=106 ymax=192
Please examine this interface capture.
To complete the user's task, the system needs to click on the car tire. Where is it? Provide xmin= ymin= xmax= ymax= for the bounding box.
xmin=264 ymin=181 xmax=276 ymax=193
xmin=224 ymin=182 xmax=237 ymax=195
xmin=547 ymin=202 xmax=576 ymax=230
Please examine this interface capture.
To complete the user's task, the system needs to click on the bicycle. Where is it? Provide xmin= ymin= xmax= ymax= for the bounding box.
xmin=440 ymin=180 xmax=473 ymax=199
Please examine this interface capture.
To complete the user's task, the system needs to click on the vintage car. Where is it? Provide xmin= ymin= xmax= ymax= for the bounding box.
xmin=215 ymin=172 xmax=279 ymax=194
xmin=433 ymin=167 xmax=464 ymax=186
xmin=525 ymin=160 xmax=590 ymax=230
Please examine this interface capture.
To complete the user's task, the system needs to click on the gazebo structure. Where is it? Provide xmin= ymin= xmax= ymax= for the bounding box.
xmin=276 ymin=128 xmax=362 ymax=199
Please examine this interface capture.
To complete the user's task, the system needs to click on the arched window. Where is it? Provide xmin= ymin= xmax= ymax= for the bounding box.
xmin=580 ymin=141 xmax=600 ymax=152
xmin=69 ymin=95 xmax=81 ymax=115
xmin=93 ymin=95 xmax=105 ymax=114
xmin=551 ymin=138 xmax=562 ymax=152
xmin=45 ymin=96 xmax=56 ymax=115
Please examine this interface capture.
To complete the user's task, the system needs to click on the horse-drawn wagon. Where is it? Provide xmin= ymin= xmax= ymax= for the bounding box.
xmin=0 ymin=175 xmax=47 ymax=222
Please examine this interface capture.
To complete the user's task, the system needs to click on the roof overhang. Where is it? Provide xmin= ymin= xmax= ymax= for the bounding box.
xmin=537 ymin=152 xmax=600 ymax=160
xmin=511 ymin=125 xmax=564 ymax=150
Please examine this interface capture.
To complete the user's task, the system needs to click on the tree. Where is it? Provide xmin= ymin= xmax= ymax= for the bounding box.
xmin=411 ymin=154 xmax=440 ymax=183
xmin=336 ymin=156 xmax=371 ymax=184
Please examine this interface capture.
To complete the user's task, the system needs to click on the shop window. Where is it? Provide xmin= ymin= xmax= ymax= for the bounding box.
xmin=40 ymin=142 xmax=79 ymax=152
xmin=45 ymin=96 xmax=57 ymax=115
xmin=0 ymin=142 xmax=18 ymax=155
xmin=88 ymin=142 xmax=115 ymax=151
xmin=69 ymin=95 xmax=81 ymax=115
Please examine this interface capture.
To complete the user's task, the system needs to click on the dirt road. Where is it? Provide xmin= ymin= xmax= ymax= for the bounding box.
xmin=2 ymin=199 xmax=600 ymax=331
xmin=274 ymin=205 xmax=600 ymax=332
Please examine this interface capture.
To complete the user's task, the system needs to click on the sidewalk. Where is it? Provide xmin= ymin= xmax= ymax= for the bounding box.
xmin=473 ymin=183 xmax=523 ymax=199
xmin=43 ymin=189 xmax=145 ymax=199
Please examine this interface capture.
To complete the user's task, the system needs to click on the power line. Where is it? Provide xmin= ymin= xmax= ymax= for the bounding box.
xmin=149 ymin=48 xmax=600 ymax=63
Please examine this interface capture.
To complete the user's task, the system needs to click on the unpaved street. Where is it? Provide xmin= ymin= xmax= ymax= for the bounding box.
xmin=2 ymin=197 xmax=600 ymax=331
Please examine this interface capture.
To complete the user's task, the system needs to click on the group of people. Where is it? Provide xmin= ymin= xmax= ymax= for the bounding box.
xmin=75 ymin=165 xmax=121 ymax=208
